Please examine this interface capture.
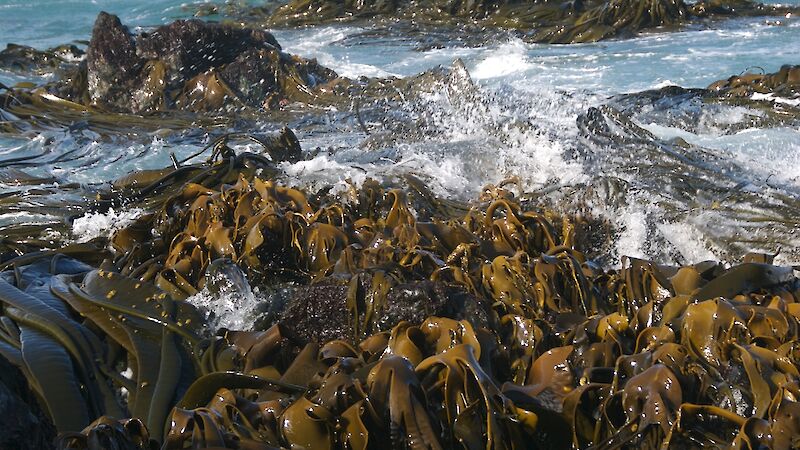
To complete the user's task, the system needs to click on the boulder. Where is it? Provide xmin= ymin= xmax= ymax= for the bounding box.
xmin=80 ymin=12 xmax=338 ymax=113
xmin=280 ymin=278 xmax=488 ymax=344
xmin=86 ymin=12 xmax=141 ymax=109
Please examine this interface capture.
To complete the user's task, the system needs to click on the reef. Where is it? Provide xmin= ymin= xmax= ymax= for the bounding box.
xmin=4 ymin=12 xmax=339 ymax=114
xmin=0 ymin=133 xmax=799 ymax=449
xmin=260 ymin=0 xmax=799 ymax=43
xmin=0 ymin=12 xmax=475 ymax=132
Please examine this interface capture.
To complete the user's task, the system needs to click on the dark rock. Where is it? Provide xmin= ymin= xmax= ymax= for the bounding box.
xmin=86 ymin=12 xmax=141 ymax=109
xmin=376 ymin=281 xmax=488 ymax=331
xmin=280 ymin=283 xmax=354 ymax=343
xmin=280 ymin=278 xmax=488 ymax=344
xmin=218 ymin=48 xmax=337 ymax=109
xmin=80 ymin=12 xmax=338 ymax=113
xmin=218 ymin=48 xmax=282 ymax=108
xmin=0 ymin=353 xmax=57 ymax=450
xmin=136 ymin=19 xmax=281 ymax=89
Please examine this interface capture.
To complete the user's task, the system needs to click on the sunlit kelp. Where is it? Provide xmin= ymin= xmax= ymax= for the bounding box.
xmin=0 ymin=135 xmax=799 ymax=449
xmin=708 ymin=64 xmax=800 ymax=105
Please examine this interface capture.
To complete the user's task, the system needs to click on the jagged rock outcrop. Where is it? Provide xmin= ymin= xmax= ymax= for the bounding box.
xmin=76 ymin=12 xmax=338 ymax=113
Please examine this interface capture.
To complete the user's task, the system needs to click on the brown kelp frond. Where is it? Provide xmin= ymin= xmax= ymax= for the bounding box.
xmin=0 ymin=148 xmax=799 ymax=449
xmin=708 ymin=65 xmax=800 ymax=100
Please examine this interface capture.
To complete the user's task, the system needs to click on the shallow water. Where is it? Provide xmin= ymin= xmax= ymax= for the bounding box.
xmin=0 ymin=0 xmax=799 ymax=266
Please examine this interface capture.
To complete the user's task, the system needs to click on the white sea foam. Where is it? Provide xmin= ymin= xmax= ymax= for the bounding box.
xmin=71 ymin=208 xmax=144 ymax=243
xmin=471 ymin=39 xmax=531 ymax=80
xmin=186 ymin=286 xmax=260 ymax=331
xmin=750 ymin=92 xmax=800 ymax=106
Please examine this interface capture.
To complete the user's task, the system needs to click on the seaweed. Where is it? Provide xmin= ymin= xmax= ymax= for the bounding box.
xmin=0 ymin=139 xmax=798 ymax=449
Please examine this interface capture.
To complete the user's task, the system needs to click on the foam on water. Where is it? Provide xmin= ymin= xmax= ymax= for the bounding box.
xmin=71 ymin=207 xmax=144 ymax=243
xmin=186 ymin=283 xmax=261 ymax=331
xmin=471 ymin=39 xmax=531 ymax=80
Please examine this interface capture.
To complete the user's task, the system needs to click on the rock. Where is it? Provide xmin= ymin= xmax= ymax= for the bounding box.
xmin=86 ymin=12 xmax=141 ymax=109
xmin=80 ymin=12 xmax=338 ymax=113
xmin=376 ymin=281 xmax=488 ymax=331
xmin=265 ymin=0 xmax=799 ymax=43
xmin=136 ymin=19 xmax=281 ymax=89
xmin=0 ymin=354 xmax=57 ymax=450
xmin=280 ymin=278 xmax=488 ymax=344
xmin=280 ymin=283 xmax=354 ymax=343
xmin=217 ymin=48 xmax=338 ymax=109
xmin=0 ymin=43 xmax=83 ymax=75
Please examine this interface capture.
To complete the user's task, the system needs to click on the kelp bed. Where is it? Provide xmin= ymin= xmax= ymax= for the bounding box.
xmin=1 ymin=135 xmax=800 ymax=450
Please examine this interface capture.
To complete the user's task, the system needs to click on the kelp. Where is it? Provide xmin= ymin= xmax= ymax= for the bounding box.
xmin=1 ymin=137 xmax=799 ymax=449
xmin=0 ymin=43 xmax=83 ymax=75
xmin=708 ymin=64 xmax=800 ymax=103
xmin=263 ymin=0 xmax=799 ymax=43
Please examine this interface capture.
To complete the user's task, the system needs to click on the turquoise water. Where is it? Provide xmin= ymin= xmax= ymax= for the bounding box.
xmin=2 ymin=0 xmax=799 ymax=93
xmin=1 ymin=1 xmax=799 ymax=263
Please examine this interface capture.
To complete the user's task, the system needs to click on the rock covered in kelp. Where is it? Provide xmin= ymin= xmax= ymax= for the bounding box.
xmin=0 ymin=354 xmax=57 ymax=450
xmin=708 ymin=64 xmax=800 ymax=100
xmin=0 ymin=43 xmax=83 ymax=75
xmin=75 ymin=12 xmax=338 ymax=112
xmin=264 ymin=0 xmax=798 ymax=43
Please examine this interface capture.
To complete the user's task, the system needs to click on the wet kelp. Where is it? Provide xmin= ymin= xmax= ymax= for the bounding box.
xmin=1 ymin=136 xmax=800 ymax=449
xmin=0 ymin=43 xmax=84 ymax=76
xmin=262 ymin=0 xmax=799 ymax=43
xmin=708 ymin=64 xmax=800 ymax=101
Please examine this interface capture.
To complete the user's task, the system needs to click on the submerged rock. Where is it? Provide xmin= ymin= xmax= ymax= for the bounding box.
xmin=72 ymin=12 xmax=338 ymax=113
